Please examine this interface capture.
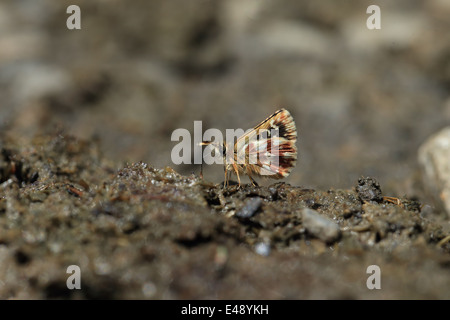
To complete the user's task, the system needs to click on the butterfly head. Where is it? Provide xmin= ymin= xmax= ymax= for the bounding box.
xmin=199 ymin=140 xmax=227 ymax=157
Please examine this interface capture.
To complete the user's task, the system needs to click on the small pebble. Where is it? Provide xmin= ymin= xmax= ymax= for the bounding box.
xmin=236 ymin=197 xmax=262 ymax=218
xmin=254 ymin=242 xmax=271 ymax=256
xmin=301 ymin=208 xmax=341 ymax=243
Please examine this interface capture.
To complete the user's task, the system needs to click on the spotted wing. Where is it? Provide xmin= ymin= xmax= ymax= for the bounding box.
xmin=235 ymin=108 xmax=297 ymax=178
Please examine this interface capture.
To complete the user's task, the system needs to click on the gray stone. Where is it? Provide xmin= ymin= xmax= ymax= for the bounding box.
xmin=254 ymin=242 xmax=270 ymax=256
xmin=236 ymin=197 xmax=262 ymax=218
xmin=418 ymin=126 xmax=450 ymax=217
xmin=301 ymin=208 xmax=341 ymax=243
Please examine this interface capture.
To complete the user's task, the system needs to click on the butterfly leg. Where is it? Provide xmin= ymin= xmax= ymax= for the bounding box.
xmin=232 ymin=164 xmax=241 ymax=188
xmin=200 ymin=162 xmax=204 ymax=180
xmin=236 ymin=170 xmax=241 ymax=188
xmin=248 ymin=175 xmax=259 ymax=187
xmin=224 ymin=167 xmax=229 ymax=188
xmin=246 ymin=167 xmax=259 ymax=187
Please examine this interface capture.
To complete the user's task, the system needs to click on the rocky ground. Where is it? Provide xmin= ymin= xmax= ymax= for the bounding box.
xmin=0 ymin=134 xmax=449 ymax=299
xmin=0 ymin=0 xmax=450 ymax=299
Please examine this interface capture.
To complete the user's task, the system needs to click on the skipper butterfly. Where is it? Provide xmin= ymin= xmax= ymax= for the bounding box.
xmin=201 ymin=108 xmax=297 ymax=187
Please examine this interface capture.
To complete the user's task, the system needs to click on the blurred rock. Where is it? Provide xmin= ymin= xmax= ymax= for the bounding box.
xmin=10 ymin=63 xmax=71 ymax=103
xmin=418 ymin=126 xmax=450 ymax=218
xmin=253 ymin=21 xmax=331 ymax=58
xmin=342 ymin=12 xmax=427 ymax=53
xmin=301 ymin=208 xmax=341 ymax=243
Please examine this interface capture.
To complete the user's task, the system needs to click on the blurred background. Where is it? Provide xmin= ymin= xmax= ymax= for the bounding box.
xmin=0 ymin=0 xmax=449 ymax=197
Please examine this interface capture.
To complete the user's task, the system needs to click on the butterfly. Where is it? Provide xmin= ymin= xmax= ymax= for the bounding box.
xmin=201 ymin=108 xmax=297 ymax=187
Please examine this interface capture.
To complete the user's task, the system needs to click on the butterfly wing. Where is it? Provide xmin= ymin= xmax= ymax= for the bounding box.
xmin=235 ymin=108 xmax=297 ymax=179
